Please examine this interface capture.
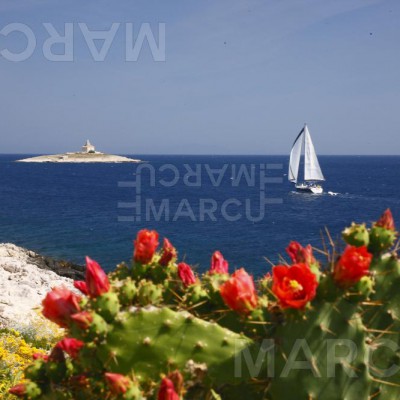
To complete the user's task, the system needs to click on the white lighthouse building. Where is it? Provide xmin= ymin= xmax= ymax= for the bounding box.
xmin=81 ymin=140 xmax=96 ymax=153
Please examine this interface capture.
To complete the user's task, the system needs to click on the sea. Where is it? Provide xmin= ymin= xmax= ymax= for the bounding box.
xmin=0 ymin=155 xmax=399 ymax=277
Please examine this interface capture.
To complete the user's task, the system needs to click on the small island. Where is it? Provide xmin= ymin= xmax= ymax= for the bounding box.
xmin=17 ymin=140 xmax=141 ymax=163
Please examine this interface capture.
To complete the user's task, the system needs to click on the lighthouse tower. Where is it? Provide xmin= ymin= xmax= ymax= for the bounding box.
xmin=81 ymin=140 xmax=96 ymax=153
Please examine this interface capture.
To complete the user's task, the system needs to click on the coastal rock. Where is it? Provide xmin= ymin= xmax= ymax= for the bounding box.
xmin=0 ymin=243 xmax=84 ymax=328
xmin=16 ymin=153 xmax=141 ymax=163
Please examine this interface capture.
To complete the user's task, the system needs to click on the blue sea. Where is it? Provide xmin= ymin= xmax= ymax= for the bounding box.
xmin=0 ymin=155 xmax=399 ymax=276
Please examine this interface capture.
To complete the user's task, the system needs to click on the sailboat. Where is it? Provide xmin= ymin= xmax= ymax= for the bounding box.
xmin=288 ymin=124 xmax=325 ymax=194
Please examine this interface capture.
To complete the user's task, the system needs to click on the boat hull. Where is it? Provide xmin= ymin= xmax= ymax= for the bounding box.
xmin=295 ymin=184 xmax=323 ymax=194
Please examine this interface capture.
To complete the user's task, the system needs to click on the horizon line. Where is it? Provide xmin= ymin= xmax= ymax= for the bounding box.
xmin=1 ymin=153 xmax=400 ymax=157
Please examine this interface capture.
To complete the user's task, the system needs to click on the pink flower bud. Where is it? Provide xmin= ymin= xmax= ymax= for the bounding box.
xmin=286 ymin=241 xmax=316 ymax=265
xmin=375 ymin=208 xmax=395 ymax=231
xmin=177 ymin=263 xmax=196 ymax=287
xmin=157 ymin=377 xmax=180 ymax=400
xmin=220 ymin=268 xmax=258 ymax=314
xmin=159 ymin=238 xmax=177 ymax=266
xmin=56 ymin=338 xmax=84 ymax=359
xmin=85 ymin=256 xmax=110 ymax=298
xmin=9 ymin=384 xmax=27 ymax=397
xmin=74 ymin=280 xmax=89 ymax=295
xmin=210 ymin=251 xmax=229 ymax=274
xmin=105 ymin=372 xmax=131 ymax=394
xmin=42 ymin=286 xmax=81 ymax=328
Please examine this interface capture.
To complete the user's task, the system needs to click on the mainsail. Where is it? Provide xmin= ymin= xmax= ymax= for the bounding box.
xmin=288 ymin=124 xmax=325 ymax=183
xmin=288 ymin=127 xmax=304 ymax=183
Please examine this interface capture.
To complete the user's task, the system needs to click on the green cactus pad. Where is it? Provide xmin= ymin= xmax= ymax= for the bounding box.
xmin=96 ymin=307 xmax=254 ymax=386
xmin=363 ymin=256 xmax=400 ymax=398
xmin=267 ymin=297 xmax=372 ymax=400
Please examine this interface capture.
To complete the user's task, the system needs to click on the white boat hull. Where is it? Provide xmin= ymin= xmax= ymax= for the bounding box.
xmin=295 ymin=183 xmax=323 ymax=194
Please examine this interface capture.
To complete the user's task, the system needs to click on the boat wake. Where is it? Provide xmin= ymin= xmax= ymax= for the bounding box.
xmin=289 ymin=190 xmax=341 ymax=197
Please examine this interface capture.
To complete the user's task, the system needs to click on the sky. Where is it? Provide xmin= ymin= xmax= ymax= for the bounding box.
xmin=0 ymin=0 xmax=399 ymax=155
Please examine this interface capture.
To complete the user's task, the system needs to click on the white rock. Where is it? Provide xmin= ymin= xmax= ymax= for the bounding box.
xmin=0 ymin=243 xmax=77 ymax=328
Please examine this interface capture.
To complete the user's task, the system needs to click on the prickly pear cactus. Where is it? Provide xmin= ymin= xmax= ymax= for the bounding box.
xmin=10 ymin=210 xmax=400 ymax=400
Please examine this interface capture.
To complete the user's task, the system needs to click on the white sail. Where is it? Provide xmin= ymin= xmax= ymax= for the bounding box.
xmin=304 ymin=125 xmax=325 ymax=181
xmin=288 ymin=128 xmax=304 ymax=183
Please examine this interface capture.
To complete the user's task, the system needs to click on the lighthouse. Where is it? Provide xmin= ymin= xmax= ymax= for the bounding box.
xmin=81 ymin=140 xmax=96 ymax=153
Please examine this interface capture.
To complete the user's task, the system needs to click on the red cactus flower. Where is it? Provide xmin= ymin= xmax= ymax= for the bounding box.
xmin=42 ymin=286 xmax=81 ymax=328
xmin=333 ymin=245 xmax=372 ymax=286
xmin=74 ymin=280 xmax=89 ymax=295
xmin=286 ymin=241 xmax=316 ymax=265
xmin=375 ymin=208 xmax=395 ymax=231
xmin=56 ymin=338 xmax=84 ymax=359
xmin=134 ymin=229 xmax=159 ymax=264
xmin=210 ymin=251 xmax=229 ymax=274
xmin=105 ymin=372 xmax=131 ymax=394
xmin=220 ymin=268 xmax=258 ymax=314
xmin=71 ymin=311 xmax=93 ymax=329
xmin=272 ymin=263 xmax=317 ymax=309
xmin=85 ymin=256 xmax=110 ymax=298
xmin=32 ymin=353 xmax=49 ymax=361
xmin=8 ymin=384 xmax=27 ymax=397
xmin=159 ymin=238 xmax=177 ymax=266
xmin=177 ymin=262 xmax=196 ymax=287
xmin=157 ymin=377 xmax=180 ymax=400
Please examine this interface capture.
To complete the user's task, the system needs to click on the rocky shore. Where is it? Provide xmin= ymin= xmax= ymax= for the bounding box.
xmin=0 ymin=243 xmax=84 ymax=328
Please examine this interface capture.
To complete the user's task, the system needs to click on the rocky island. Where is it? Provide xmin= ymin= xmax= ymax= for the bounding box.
xmin=17 ymin=140 xmax=141 ymax=163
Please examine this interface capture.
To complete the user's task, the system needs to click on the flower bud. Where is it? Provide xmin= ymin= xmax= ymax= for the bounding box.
xmin=105 ymin=372 xmax=131 ymax=394
xmin=177 ymin=263 xmax=196 ymax=287
xmin=157 ymin=377 xmax=180 ymax=400
xmin=85 ymin=256 xmax=110 ymax=298
xmin=334 ymin=246 xmax=372 ymax=287
xmin=342 ymin=223 xmax=370 ymax=247
xmin=210 ymin=251 xmax=229 ymax=274
xmin=134 ymin=229 xmax=159 ymax=264
xmin=220 ymin=268 xmax=258 ymax=314
xmin=159 ymin=238 xmax=177 ymax=266
xmin=375 ymin=208 xmax=395 ymax=231
xmin=74 ymin=280 xmax=89 ymax=295
xmin=42 ymin=286 xmax=81 ymax=328
xmin=56 ymin=338 xmax=84 ymax=359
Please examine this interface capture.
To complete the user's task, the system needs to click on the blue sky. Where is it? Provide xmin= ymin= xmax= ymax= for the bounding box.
xmin=0 ymin=0 xmax=399 ymax=154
